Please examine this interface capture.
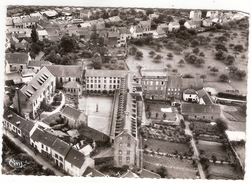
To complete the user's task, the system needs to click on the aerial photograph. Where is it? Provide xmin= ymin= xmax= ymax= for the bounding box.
xmin=2 ymin=2 xmax=249 ymax=180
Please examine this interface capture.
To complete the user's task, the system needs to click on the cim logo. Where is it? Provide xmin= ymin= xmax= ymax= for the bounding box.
xmin=8 ymin=158 xmax=30 ymax=169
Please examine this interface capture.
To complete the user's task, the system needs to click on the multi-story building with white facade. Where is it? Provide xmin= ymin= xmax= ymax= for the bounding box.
xmin=13 ymin=66 xmax=56 ymax=119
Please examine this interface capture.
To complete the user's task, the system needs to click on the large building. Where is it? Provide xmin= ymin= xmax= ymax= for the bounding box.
xmin=140 ymin=68 xmax=168 ymax=100
xmin=13 ymin=66 xmax=56 ymax=119
xmin=85 ymin=69 xmax=128 ymax=95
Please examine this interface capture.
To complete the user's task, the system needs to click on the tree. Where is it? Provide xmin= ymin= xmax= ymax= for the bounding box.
xmin=225 ymin=55 xmax=235 ymax=65
xmin=192 ymin=47 xmax=200 ymax=55
xmin=200 ymin=74 xmax=206 ymax=81
xmin=60 ymin=35 xmax=76 ymax=53
xmin=149 ymin=50 xmax=156 ymax=58
xmin=219 ymin=74 xmax=229 ymax=82
xmin=156 ymin=166 xmax=168 ymax=178
xmin=167 ymin=53 xmax=174 ymax=59
xmin=31 ymin=28 xmax=38 ymax=43
xmin=228 ymin=65 xmax=238 ymax=76
xmin=183 ymin=74 xmax=194 ymax=78
xmin=135 ymin=51 xmax=143 ymax=60
xmin=210 ymin=67 xmax=219 ymax=74
xmin=92 ymin=53 xmax=102 ymax=69
xmin=178 ymin=59 xmax=185 ymax=66
xmin=154 ymin=54 xmax=163 ymax=62
xmin=234 ymin=44 xmax=244 ymax=52
xmin=129 ymin=46 xmax=137 ymax=55
xmin=235 ymin=70 xmax=246 ymax=79
xmin=216 ymin=117 xmax=228 ymax=132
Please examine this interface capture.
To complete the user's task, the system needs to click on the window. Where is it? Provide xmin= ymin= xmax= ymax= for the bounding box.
xmin=127 ymin=151 xmax=130 ymax=155
xmin=119 ymin=150 xmax=122 ymax=155
xmin=119 ymin=156 xmax=122 ymax=161
xmin=126 ymin=157 xmax=130 ymax=163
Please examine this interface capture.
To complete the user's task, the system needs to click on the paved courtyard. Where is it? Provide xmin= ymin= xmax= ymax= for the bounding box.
xmin=78 ymin=96 xmax=114 ymax=136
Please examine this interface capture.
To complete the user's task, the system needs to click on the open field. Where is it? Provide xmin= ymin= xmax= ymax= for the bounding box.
xmin=78 ymin=96 xmax=113 ymax=136
xmin=144 ymin=138 xmax=190 ymax=154
xmin=209 ymin=163 xmax=243 ymax=180
xmin=197 ymin=140 xmax=228 ymax=160
xmin=143 ymin=154 xmax=197 ymax=179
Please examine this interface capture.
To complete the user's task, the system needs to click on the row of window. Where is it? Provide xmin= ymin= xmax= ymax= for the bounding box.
xmin=86 ymin=84 xmax=120 ymax=89
xmin=118 ymin=156 xmax=130 ymax=163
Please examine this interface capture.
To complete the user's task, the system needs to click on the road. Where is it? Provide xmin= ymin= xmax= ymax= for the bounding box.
xmin=3 ymin=128 xmax=64 ymax=176
xmin=185 ymin=122 xmax=206 ymax=179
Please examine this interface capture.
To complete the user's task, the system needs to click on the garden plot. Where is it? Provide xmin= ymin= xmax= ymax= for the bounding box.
xmin=197 ymin=140 xmax=228 ymax=160
xmin=208 ymin=163 xmax=243 ymax=180
xmin=143 ymin=154 xmax=197 ymax=179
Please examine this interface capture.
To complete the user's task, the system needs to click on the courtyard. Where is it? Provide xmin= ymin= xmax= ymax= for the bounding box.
xmin=78 ymin=96 xmax=114 ymax=136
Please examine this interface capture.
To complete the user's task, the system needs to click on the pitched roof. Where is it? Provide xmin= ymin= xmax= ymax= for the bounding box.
xmin=63 ymin=81 xmax=81 ymax=88
xmin=121 ymin=170 xmax=139 ymax=178
xmin=181 ymin=104 xmax=221 ymax=114
xmin=19 ymin=66 xmax=55 ymax=102
xmin=5 ymin=53 xmax=29 ymax=64
xmin=46 ymin=65 xmax=83 ymax=78
xmin=183 ymin=88 xmax=197 ymax=94
xmin=65 ymin=147 xmax=86 ymax=168
xmin=31 ymin=128 xmax=57 ymax=147
xmin=61 ymin=106 xmax=82 ymax=121
xmin=51 ymin=138 xmax=71 ymax=157
xmin=139 ymin=169 xmax=161 ymax=178
xmin=3 ymin=110 xmax=34 ymax=133
xmin=85 ymin=69 xmax=128 ymax=78
xmin=82 ymin=167 xmax=106 ymax=177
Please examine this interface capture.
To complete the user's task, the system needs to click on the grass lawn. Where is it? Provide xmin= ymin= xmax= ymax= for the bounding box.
xmin=209 ymin=163 xmax=243 ymax=180
xmin=144 ymin=138 xmax=190 ymax=154
xmin=197 ymin=140 xmax=228 ymax=160
xmin=143 ymin=154 xmax=197 ymax=179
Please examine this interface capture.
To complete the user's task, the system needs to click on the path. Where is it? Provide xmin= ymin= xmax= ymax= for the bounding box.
xmin=3 ymin=128 xmax=64 ymax=176
xmin=185 ymin=121 xmax=206 ymax=179
xmin=40 ymin=91 xmax=65 ymax=120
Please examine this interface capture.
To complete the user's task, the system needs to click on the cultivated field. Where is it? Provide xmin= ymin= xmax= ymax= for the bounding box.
xmin=143 ymin=154 xmax=197 ymax=179
xmin=197 ymin=140 xmax=228 ymax=160
xmin=144 ymin=138 xmax=190 ymax=154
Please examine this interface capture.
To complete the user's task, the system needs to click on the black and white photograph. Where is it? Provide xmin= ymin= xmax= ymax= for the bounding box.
xmin=1 ymin=0 xmax=250 ymax=181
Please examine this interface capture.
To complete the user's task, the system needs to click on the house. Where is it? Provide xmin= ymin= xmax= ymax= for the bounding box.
xmin=63 ymin=81 xmax=82 ymax=96
xmin=30 ymin=128 xmax=57 ymax=158
xmin=189 ymin=10 xmax=202 ymax=19
xmin=64 ymin=147 xmax=95 ymax=176
xmin=152 ymin=27 xmax=167 ymax=39
xmin=3 ymin=110 xmax=35 ymax=145
xmin=202 ymin=19 xmax=213 ymax=27
xmin=45 ymin=65 xmax=83 ymax=88
xmin=12 ymin=66 xmax=56 ymax=119
xmin=140 ymin=68 xmax=168 ymax=100
xmin=166 ymin=76 xmax=183 ymax=100
xmin=148 ymin=13 xmax=159 ymax=20
xmin=51 ymin=138 xmax=71 ymax=170
xmin=82 ymin=166 xmax=106 ymax=177
xmin=5 ymin=52 xmax=30 ymax=72
xmin=80 ymin=9 xmax=92 ymax=20
xmin=138 ymin=20 xmax=152 ymax=35
xmin=37 ymin=30 xmax=48 ymax=41
xmin=28 ymin=61 xmax=52 ymax=73
xmin=108 ymin=16 xmax=122 ymax=24
xmin=183 ymin=88 xmax=198 ymax=102
xmin=197 ymin=88 xmax=214 ymax=105
xmin=61 ymin=106 xmax=88 ymax=129
xmin=130 ymin=25 xmax=144 ymax=39
xmin=168 ymin=22 xmax=180 ymax=32
xmin=184 ymin=20 xmax=197 ymax=29
xmin=85 ymin=69 xmax=128 ymax=95
xmin=181 ymin=103 xmax=221 ymax=121
xmin=138 ymin=168 xmax=161 ymax=178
